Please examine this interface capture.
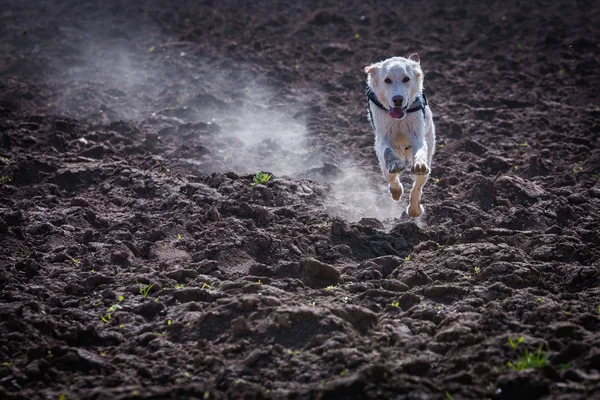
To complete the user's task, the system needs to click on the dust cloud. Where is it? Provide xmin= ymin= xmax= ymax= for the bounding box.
xmin=44 ymin=20 xmax=408 ymax=226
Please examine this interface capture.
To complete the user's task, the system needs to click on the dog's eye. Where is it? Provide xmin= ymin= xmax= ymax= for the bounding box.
xmin=402 ymin=77 xmax=410 ymax=83
xmin=384 ymin=78 xmax=392 ymax=84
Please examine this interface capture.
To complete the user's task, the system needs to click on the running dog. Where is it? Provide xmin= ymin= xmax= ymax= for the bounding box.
xmin=364 ymin=53 xmax=435 ymax=218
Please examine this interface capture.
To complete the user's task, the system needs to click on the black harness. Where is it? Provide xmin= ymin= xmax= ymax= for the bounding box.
xmin=366 ymin=86 xmax=428 ymax=129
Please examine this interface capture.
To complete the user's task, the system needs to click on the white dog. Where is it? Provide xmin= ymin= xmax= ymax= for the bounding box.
xmin=364 ymin=53 xmax=435 ymax=218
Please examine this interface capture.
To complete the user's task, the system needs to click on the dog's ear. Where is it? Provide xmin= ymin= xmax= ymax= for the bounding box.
xmin=364 ymin=63 xmax=380 ymax=75
xmin=408 ymin=53 xmax=420 ymax=63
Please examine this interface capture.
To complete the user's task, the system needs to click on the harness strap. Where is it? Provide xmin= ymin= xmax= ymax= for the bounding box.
xmin=366 ymin=86 xmax=428 ymax=128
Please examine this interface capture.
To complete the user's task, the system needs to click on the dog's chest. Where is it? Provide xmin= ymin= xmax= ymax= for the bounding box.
xmin=375 ymin=113 xmax=423 ymax=146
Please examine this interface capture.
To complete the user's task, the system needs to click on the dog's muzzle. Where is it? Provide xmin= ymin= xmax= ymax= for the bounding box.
xmin=389 ymin=106 xmax=407 ymax=119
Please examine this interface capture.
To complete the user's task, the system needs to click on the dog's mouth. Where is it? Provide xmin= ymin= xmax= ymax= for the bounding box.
xmin=389 ymin=106 xmax=407 ymax=119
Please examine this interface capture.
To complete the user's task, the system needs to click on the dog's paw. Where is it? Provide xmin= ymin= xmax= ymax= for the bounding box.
xmin=407 ymin=204 xmax=424 ymax=218
xmin=387 ymin=159 xmax=405 ymax=174
xmin=411 ymin=161 xmax=429 ymax=175
xmin=390 ymin=186 xmax=402 ymax=201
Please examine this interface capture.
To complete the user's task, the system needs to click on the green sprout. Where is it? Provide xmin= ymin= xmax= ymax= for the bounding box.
xmin=0 ymin=176 xmax=12 ymax=184
xmin=558 ymin=362 xmax=573 ymax=372
xmin=507 ymin=345 xmax=549 ymax=371
xmin=177 ymin=234 xmax=182 ymax=240
xmin=573 ymin=166 xmax=583 ymax=173
xmin=405 ymin=255 xmax=411 ymax=261
xmin=339 ymin=369 xmax=349 ymax=376
xmin=100 ymin=304 xmax=121 ymax=323
xmin=118 ymin=295 xmax=124 ymax=302
xmin=139 ymin=283 xmax=154 ymax=299
xmin=520 ymin=142 xmax=528 ymax=147
xmin=392 ymin=301 xmax=400 ymax=308
xmin=175 ymin=284 xmax=185 ymax=289
xmin=251 ymin=172 xmax=272 ymax=186
xmin=325 ymin=285 xmax=335 ymax=291
xmin=473 ymin=266 xmax=480 ymax=275
xmin=148 ymin=46 xmax=156 ymax=53
xmin=508 ymin=336 xmax=524 ymax=349
xmin=445 ymin=392 xmax=454 ymax=400
xmin=71 ymin=258 xmax=79 ymax=265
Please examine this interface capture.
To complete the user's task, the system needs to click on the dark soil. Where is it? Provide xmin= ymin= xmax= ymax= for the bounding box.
xmin=1 ymin=0 xmax=599 ymax=399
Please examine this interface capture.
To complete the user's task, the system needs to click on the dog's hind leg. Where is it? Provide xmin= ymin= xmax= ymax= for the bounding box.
xmin=377 ymin=141 xmax=405 ymax=201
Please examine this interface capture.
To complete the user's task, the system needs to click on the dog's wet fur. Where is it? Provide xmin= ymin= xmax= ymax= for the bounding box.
xmin=365 ymin=53 xmax=436 ymax=218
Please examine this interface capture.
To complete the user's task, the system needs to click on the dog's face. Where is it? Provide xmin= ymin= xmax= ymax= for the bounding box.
xmin=365 ymin=53 xmax=424 ymax=120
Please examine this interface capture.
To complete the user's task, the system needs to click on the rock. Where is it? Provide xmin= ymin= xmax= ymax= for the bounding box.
xmin=495 ymin=175 xmax=546 ymax=205
xmin=173 ymin=287 xmax=220 ymax=303
xmin=76 ymin=348 xmax=104 ymax=369
xmin=231 ymin=316 xmax=250 ymax=337
xmin=300 ymin=258 xmax=340 ymax=281
xmin=402 ymin=359 xmax=431 ymax=376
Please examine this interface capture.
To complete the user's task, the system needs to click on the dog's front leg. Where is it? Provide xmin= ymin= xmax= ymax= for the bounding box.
xmin=376 ymin=137 xmax=404 ymax=201
xmin=407 ymin=139 xmax=430 ymax=217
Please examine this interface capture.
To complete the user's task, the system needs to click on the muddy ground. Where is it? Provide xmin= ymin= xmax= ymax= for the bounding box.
xmin=1 ymin=0 xmax=599 ymax=399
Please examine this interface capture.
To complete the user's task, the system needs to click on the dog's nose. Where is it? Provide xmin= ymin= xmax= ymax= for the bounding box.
xmin=392 ymin=95 xmax=404 ymax=107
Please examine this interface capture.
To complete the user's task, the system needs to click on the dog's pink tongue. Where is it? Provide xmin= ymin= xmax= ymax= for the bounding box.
xmin=389 ymin=107 xmax=405 ymax=119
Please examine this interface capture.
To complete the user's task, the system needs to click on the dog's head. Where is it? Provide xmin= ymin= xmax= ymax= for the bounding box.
xmin=364 ymin=53 xmax=424 ymax=120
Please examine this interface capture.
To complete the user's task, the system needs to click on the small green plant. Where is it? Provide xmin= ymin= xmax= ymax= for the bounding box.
xmin=557 ymin=362 xmax=573 ymax=372
xmin=514 ymin=165 xmax=519 ymax=171
xmin=118 ymin=295 xmax=124 ymax=302
xmin=325 ymin=285 xmax=335 ymax=291
xmin=339 ymin=369 xmax=349 ymax=376
xmin=507 ymin=345 xmax=549 ymax=371
xmin=405 ymin=255 xmax=411 ymax=261
xmin=71 ymin=258 xmax=79 ymax=265
xmin=520 ymin=142 xmax=528 ymax=147
xmin=139 ymin=283 xmax=154 ymax=299
xmin=508 ymin=336 xmax=524 ymax=349
xmin=148 ymin=46 xmax=156 ymax=53
xmin=597 ymin=305 xmax=600 ymax=314
xmin=445 ymin=392 xmax=454 ymax=400
xmin=573 ymin=166 xmax=583 ymax=173
xmin=251 ymin=171 xmax=272 ymax=186
xmin=177 ymin=234 xmax=182 ymax=240
xmin=473 ymin=266 xmax=480 ymax=275
xmin=392 ymin=301 xmax=400 ymax=307
xmin=100 ymin=304 xmax=121 ymax=323
xmin=0 ymin=175 xmax=12 ymax=184
xmin=175 ymin=284 xmax=185 ymax=289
